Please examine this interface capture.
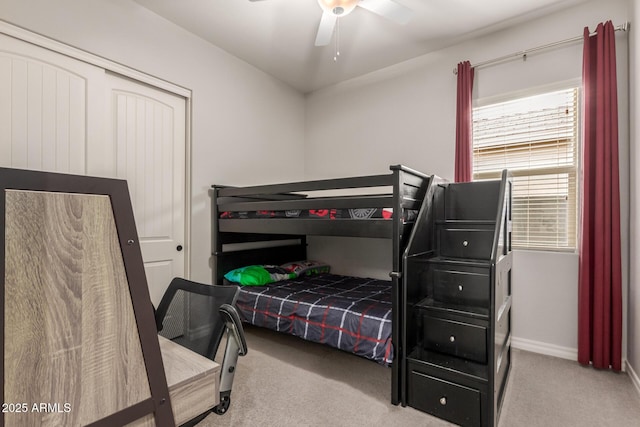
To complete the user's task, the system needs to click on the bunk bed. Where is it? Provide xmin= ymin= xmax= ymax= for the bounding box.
xmin=210 ymin=165 xmax=436 ymax=405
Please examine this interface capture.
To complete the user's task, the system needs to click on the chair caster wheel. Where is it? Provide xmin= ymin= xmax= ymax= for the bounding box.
xmin=214 ymin=395 xmax=230 ymax=415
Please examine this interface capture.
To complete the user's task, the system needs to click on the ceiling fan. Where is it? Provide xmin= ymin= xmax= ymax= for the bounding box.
xmin=249 ymin=0 xmax=413 ymax=46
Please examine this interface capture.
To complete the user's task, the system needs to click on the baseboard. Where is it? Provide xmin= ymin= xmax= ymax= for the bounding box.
xmin=511 ymin=336 xmax=577 ymax=361
xmin=627 ymin=360 xmax=640 ymax=398
xmin=511 ymin=338 xmax=636 ymax=376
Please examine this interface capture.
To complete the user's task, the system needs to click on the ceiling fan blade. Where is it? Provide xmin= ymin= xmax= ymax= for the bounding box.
xmin=315 ymin=12 xmax=337 ymax=46
xmin=358 ymin=0 xmax=413 ymax=25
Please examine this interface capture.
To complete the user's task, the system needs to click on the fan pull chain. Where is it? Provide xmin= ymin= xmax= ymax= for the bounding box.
xmin=334 ymin=18 xmax=340 ymax=62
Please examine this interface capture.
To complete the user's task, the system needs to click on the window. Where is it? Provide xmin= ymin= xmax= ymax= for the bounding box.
xmin=472 ymin=87 xmax=579 ymax=251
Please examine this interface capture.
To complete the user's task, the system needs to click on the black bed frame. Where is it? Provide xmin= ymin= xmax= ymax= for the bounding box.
xmin=210 ymin=165 xmax=437 ymax=406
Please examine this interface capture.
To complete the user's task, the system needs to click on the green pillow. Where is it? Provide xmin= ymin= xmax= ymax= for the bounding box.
xmin=224 ymin=265 xmax=294 ymax=286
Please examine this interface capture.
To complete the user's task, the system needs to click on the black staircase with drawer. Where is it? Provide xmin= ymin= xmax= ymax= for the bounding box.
xmin=402 ymin=170 xmax=513 ymax=427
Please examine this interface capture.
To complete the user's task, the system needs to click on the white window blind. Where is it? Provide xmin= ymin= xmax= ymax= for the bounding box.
xmin=473 ymin=88 xmax=579 ymax=251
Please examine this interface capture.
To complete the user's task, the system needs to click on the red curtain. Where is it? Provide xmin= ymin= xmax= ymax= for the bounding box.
xmin=578 ymin=21 xmax=622 ymax=371
xmin=454 ymin=61 xmax=474 ymax=182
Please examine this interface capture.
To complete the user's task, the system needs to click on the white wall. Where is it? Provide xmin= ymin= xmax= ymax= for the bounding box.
xmin=0 ymin=0 xmax=306 ymax=285
xmin=628 ymin=0 xmax=640 ymax=390
xmin=305 ymin=0 xmax=631 ymax=358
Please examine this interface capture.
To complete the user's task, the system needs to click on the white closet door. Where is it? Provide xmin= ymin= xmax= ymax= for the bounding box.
xmin=104 ymin=73 xmax=186 ymax=306
xmin=0 ymin=33 xmax=104 ymax=174
xmin=1 ymin=33 xmax=187 ymax=305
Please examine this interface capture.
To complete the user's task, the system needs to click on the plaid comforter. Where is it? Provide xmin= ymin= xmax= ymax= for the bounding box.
xmin=235 ymin=274 xmax=393 ymax=365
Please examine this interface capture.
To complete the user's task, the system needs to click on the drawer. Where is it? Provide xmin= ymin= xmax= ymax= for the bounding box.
xmin=423 ymin=316 xmax=487 ymax=363
xmin=440 ymin=229 xmax=494 ymax=260
xmin=408 ymin=370 xmax=481 ymax=427
xmin=433 ymin=268 xmax=490 ymax=307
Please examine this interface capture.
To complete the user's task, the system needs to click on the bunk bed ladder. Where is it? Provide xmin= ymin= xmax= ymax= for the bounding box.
xmin=403 ymin=170 xmax=513 ymax=427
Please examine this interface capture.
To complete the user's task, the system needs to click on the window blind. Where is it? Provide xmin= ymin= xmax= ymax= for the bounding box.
xmin=473 ymin=88 xmax=579 ymax=251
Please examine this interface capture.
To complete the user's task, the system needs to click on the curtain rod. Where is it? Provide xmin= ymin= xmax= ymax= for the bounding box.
xmin=453 ymin=22 xmax=629 ymax=75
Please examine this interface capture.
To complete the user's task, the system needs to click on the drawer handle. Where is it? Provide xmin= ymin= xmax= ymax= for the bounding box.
xmin=449 ymin=335 xmax=456 ymax=343
xmin=458 ymin=284 xmax=464 ymax=291
xmin=462 ymin=240 xmax=469 ymax=247
xmin=439 ymin=397 xmax=447 ymax=406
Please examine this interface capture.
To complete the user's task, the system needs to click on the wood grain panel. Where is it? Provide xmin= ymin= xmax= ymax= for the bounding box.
xmin=125 ymin=338 xmax=220 ymax=426
xmin=159 ymin=337 xmax=219 ymax=426
xmin=4 ymin=190 xmax=152 ymax=426
xmin=126 ymin=413 xmax=155 ymax=427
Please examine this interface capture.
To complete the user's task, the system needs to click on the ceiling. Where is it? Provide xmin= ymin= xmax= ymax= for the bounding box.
xmin=134 ymin=0 xmax=589 ymax=93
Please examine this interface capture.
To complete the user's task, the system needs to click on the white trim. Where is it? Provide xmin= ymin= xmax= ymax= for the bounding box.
xmin=512 ymin=338 xmax=635 ymax=377
xmin=511 ymin=336 xmax=577 ymax=361
xmin=627 ymin=360 xmax=640 ymax=398
xmin=0 ymin=19 xmax=191 ymax=98
xmin=0 ymin=19 xmax=193 ymax=281
xmin=184 ymin=97 xmax=193 ymax=280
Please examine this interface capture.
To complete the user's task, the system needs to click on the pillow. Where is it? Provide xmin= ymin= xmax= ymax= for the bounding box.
xmin=224 ymin=261 xmax=330 ymax=286
xmin=224 ymin=265 xmax=295 ymax=286
xmin=280 ymin=260 xmax=330 ymax=277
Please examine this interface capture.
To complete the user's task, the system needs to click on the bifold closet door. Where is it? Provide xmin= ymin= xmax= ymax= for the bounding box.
xmin=104 ymin=72 xmax=186 ymax=306
xmin=0 ymin=33 xmax=105 ymax=174
xmin=0 ymin=33 xmax=187 ymax=304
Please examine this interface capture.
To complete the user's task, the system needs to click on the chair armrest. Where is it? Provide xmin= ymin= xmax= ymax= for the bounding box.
xmin=219 ymin=304 xmax=248 ymax=356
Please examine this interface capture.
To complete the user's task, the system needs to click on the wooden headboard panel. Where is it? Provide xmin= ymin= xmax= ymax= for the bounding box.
xmin=1 ymin=168 xmax=175 ymax=427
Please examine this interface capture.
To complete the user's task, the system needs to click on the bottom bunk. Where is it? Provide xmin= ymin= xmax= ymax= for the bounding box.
xmin=233 ymin=272 xmax=394 ymax=365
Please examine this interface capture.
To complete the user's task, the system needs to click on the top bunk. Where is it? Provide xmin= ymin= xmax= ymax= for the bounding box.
xmin=211 ymin=165 xmax=432 ymax=239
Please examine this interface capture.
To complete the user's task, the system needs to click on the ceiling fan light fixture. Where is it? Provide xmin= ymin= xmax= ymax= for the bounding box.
xmin=317 ymin=0 xmax=359 ymax=16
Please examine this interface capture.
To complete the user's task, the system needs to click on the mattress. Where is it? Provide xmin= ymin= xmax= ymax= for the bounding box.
xmin=235 ymin=273 xmax=393 ymax=365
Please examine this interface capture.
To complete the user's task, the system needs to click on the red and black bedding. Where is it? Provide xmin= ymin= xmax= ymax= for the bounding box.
xmin=220 ymin=208 xmax=417 ymax=222
xmin=234 ymin=273 xmax=393 ymax=365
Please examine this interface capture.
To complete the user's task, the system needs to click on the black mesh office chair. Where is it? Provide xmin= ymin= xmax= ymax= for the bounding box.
xmin=155 ymin=278 xmax=247 ymax=423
